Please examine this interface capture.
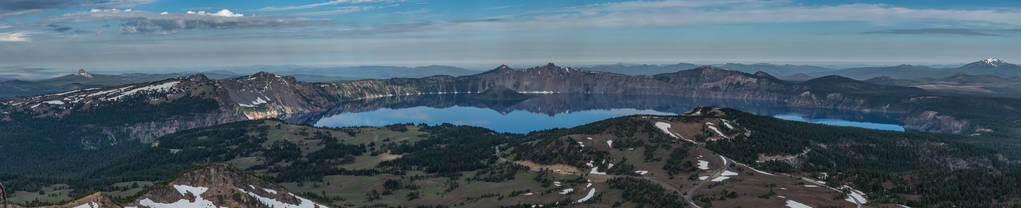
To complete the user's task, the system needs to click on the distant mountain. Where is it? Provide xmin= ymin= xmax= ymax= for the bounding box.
xmin=867 ymin=73 xmax=1021 ymax=98
xmin=815 ymin=58 xmax=1021 ymax=80
xmin=581 ymin=63 xmax=700 ymax=75
xmin=777 ymin=72 xmax=814 ymax=81
xmin=0 ymin=69 xmax=179 ymax=97
xmin=715 ymin=63 xmax=835 ymax=76
xmin=582 ymin=63 xmax=835 ymax=76
xmin=812 ymin=64 xmax=947 ymax=80
xmin=270 ymin=65 xmax=481 ymax=81
xmin=956 ymin=58 xmax=1021 ymax=77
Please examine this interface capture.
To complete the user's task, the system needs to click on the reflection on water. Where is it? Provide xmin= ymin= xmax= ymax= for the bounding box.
xmin=773 ymin=113 xmax=905 ymax=132
xmin=307 ymin=94 xmax=906 ymax=133
xmin=315 ymin=106 xmax=673 ymax=133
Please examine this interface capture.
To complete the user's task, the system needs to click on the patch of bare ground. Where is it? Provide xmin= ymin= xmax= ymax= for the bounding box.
xmin=514 ymin=161 xmax=583 ymax=175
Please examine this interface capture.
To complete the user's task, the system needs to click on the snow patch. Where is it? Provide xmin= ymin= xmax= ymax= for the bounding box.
xmin=635 ymin=170 xmax=648 ymax=175
xmin=721 ymin=119 xmax=735 ymax=129
xmin=53 ymin=89 xmax=81 ymax=96
xmin=589 ymin=167 xmax=606 ymax=175
xmin=842 ymin=185 xmax=868 ymax=204
xmin=803 ymin=185 xmax=818 ymax=188
xmin=747 ymin=166 xmax=775 ymax=176
xmin=575 ymin=188 xmax=596 ymax=203
xmin=236 ymin=188 xmax=327 ymax=208
xmin=43 ymin=100 xmax=64 ymax=105
xmin=707 ymin=125 xmax=728 ymax=139
xmin=138 ymin=185 xmax=220 ymax=208
xmin=606 ymin=140 xmax=613 ymax=148
xmin=698 ymin=176 xmax=709 ymax=180
xmin=110 ymin=81 xmax=179 ymax=101
xmin=559 ymin=188 xmax=574 ymax=194
xmin=654 ymin=122 xmax=677 ymax=138
xmin=72 ymin=202 xmax=98 ymax=208
xmin=264 ymin=188 xmax=278 ymax=194
xmin=785 ymin=200 xmax=812 ymax=208
xmin=697 ymin=160 xmax=709 ymax=170
xmin=554 ymin=181 xmax=561 ymax=187
xmin=517 ymin=90 xmax=556 ymax=94
xmin=711 ymin=170 xmax=738 ymax=182
xmin=576 ymin=141 xmax=584 ymax=148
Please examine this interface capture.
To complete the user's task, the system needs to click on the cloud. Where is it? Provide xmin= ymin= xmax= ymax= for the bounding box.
xmin=433 ymin=1 xmax=1021 ymax=32
xmin=0 ymin=32 xmax=29 ymax=42
xmin=864 ymin=28 xmax=1000 ymax=36
xmin=448 ymin=18 xmax=506 ymax=23
xmin=0 ymin=66 xmax=59 ymax=80
xmin=46 ymin=9 xmax=331 ymax=34
xmin=258 ymin=0 xmax=392 ymax=12
xmin=291 ymin=6 xmax=368 ymax=16
xmin=0 ymin=0 xmax=154 ymax=19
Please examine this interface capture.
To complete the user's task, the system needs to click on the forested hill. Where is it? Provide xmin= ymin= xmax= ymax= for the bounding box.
xmin=3 ymin=107 xmax=1018 ymax=207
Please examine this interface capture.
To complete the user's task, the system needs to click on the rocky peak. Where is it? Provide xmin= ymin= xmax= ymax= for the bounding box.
xmin=126 ymin=163 xmax=328 ymax=208
xmin=982 ymin=58 xmax=1003 ymax=66
xmin=185 ymin=73 xmax=210 ymax=82
xmin=753 ymin=71 xmax=777 ymax=79
xmin=683 ymin=106 xmax=727 ymax=117
xmin=692 ymin=65 xmax=729 ymax=72
xmin=74 ymin=69 xmax=94 ymax=78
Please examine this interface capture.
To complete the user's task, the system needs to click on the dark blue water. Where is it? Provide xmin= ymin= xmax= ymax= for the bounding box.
xmin=313 ymin=94 xmax=906 ymax=133
xmin=773 ymin=113 xmax=905 ymax=132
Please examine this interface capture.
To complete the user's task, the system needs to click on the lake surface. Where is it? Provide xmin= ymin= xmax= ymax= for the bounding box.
xmin=773 ymin=113 xmax=905 ymax=132
xmin=312 ymin=94 xmax=906 ymax=133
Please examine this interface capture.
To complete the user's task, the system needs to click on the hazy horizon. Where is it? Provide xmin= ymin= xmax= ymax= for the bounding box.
xmin=3 ymin=0 xmax=1021 ymax=76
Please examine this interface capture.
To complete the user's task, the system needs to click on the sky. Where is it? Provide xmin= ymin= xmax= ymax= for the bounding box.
xmin=2 ymin=0 xmax=1021 ymax=78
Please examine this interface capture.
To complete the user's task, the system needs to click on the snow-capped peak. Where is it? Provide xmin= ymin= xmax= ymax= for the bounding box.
xmin=982 ymin=58 xmax=1003 ymax=67
xmin=75 ymin=69 xmax=94 ymax=78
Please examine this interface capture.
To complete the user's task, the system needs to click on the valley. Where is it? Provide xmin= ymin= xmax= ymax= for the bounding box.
xmin=1 ymin=64 xmax=1020 ymax=207
xmin=3 ymin=107 xmax=1015 ymax=207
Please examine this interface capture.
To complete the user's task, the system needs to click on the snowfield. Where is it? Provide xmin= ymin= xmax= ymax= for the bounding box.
xmin=137 ymin=185 xmax=219 ymax=208
xmin=110 ymin=81 xmax=179 ymax=101
xmin=841 ymin=185 xmax=868 ymax=204
xmin=697 ymin=160 xmax=710 ymax=170
xmin=43 ymin=100 xmax=65 ymax=105
xmin=721 ymin=119 xmax=735 ymax=129
xmin=559 ymin=188 xmax=574 ymax=194
xmin=237 ymin=188 xmax=327 ymax=208
xmin=654 ymin=122 xmax=677 ymax=138
xmin=711 ymin=170 xmax=739 ymax=182
xmin=634 ymin=170 xmax=649 ymax=175
xmin=706 ymin=125 xmax=728 ymax=139
xmin=575 ymin=188 xmax=596 ymax=203
xmin=72 ymin=202 xmax=98 ymax=208
xmin=785 ymin=200 xmax=812 ymax=208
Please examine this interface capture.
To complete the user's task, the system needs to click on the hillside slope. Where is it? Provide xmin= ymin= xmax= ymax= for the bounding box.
xmin=5 ymin=107 xmax=1016 ymax=207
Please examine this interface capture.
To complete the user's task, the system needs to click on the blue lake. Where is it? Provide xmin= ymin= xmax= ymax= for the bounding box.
xmin=312 ymin=94 xmax=906 ymax=133
xmin=773 ymin=113 xmax=905 ymax=132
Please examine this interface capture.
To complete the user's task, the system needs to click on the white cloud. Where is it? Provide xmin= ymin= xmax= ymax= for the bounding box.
xmin=207 ymin=9 xmax=244 ymax=17
xmin=45 ymin=9 xmax=328 ymax=34
xmin=422 ymin=1 xmax=1021 ymax=33
xmin=258 ymin=0 xmax=392 ymax=11
xmin=0 ymin=32 xmax=29 ymax=42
